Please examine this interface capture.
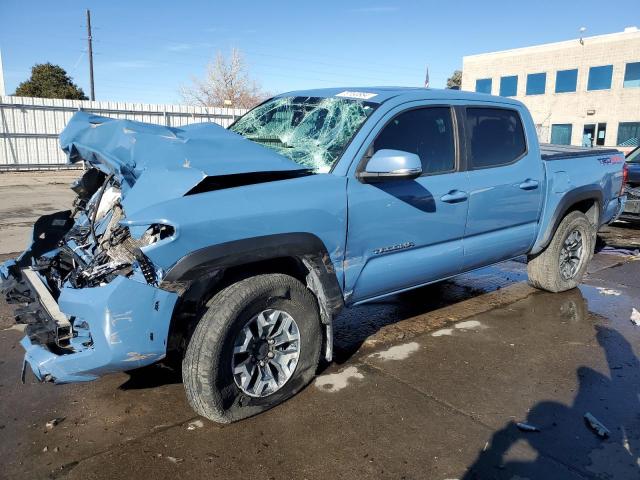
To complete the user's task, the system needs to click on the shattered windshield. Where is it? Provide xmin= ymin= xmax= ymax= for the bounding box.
xmin=230 ymin=96 xmax=377 ymax=172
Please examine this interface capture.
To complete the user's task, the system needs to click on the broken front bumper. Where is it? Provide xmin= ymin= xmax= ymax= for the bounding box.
xmin=1 ymin=263 xmax=178 ymax=383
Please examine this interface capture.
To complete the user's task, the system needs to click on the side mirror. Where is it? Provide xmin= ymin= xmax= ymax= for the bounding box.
xmin=358 ymin=149 xmax=422 ymax=183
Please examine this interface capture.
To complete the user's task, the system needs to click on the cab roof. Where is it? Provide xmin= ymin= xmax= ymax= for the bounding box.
xmin=275 ymin=86 xmax=524 ymax=107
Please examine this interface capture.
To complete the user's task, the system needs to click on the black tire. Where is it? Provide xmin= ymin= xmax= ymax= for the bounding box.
xmin=527 ymin=211 xmax=595 ymax=292
xmin=182 ymin=274 xmax=322 ymax=423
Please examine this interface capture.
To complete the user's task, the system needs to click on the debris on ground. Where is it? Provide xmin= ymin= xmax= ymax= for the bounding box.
xmin=187 ymin=419 xmax=204 ymax=430
xmin=516 ymin=422 xmax=540 ymax=432
xmin=631 ymin=308 xmax=640 ymax=327
xmin=166 ymin=456 xmax=184 ymax=464
xmin=42 ymin=446 xmax=48 ymax=453
xmin=596 ymin=287 xmax=621 ymax=296
xmin=596 ymin=246 xmax=640 ymax=257
xmin=45 ymin=417 xmax=65 ymax=430
xmin=584 ymin=413 xmax=610 ymax=438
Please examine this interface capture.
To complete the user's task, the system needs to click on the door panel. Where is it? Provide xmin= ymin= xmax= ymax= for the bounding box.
xmin=345 ymin=106 xmax=469 ymax=303
xmin=346 ymin=173 xmax=468 ymax=302
xmin=462 ymin=107 xmax=544 ymax=271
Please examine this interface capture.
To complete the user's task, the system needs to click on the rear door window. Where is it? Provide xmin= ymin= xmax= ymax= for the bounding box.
xmin=465 ymin=108 xmax=527 ymax=169
xmin=373 ymin=107 xmax=456 ymax=175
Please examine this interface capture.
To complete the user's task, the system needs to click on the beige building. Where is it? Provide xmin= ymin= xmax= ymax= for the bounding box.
xmin=461 ymin=27 xmax=640 ymax=150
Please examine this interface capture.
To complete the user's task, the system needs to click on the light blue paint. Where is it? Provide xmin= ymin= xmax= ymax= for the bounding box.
xmin=22 ymin=276 xmax=178 ymax=383
xmin=1 ymin=87 xmax=627 ymax=383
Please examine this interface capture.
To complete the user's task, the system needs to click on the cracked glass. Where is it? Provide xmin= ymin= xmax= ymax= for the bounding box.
xmin=230 ymin=96 xmax=377 ymax=172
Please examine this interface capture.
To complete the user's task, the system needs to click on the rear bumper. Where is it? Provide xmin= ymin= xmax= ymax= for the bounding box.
xmin=606 ymin=195 xmax=627 ymax=224
xmin=620 ymin=193 xmax=639 ymax=221
xmin=1 ymin=263 xmax=178 ymax=383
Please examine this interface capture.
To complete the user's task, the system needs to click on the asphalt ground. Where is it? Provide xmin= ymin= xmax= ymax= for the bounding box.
xmin=0 ymin=171 xmax=639 ymax=479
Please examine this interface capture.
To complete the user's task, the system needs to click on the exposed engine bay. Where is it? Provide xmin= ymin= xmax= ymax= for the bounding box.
xmin=3 ymin=168 xmax=172 ymax=349
xmin=35 ymin=168 xmax=170 ymax=291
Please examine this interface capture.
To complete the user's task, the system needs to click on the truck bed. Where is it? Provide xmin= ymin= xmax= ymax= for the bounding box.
xmin=540 ymin=144 xmax=620 ymax=161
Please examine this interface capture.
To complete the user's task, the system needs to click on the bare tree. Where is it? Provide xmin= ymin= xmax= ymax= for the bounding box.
xmin=446 ymin=70 xmax=462 ymax=89
xmin=181 ymin=48 xmax=267 ymax=109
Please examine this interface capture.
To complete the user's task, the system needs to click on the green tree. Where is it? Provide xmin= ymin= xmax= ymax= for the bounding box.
xmin=446 ymin=70 xmax=462 ymax=89
xmin=14 ymin=63 xmax=87 ymax=100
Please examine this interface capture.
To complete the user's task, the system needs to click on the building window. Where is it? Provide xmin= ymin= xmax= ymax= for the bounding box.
xmin=499 ymin=76 xmax=518 ymax=96
xmin=617 ymin=122 xmax=640 ymax=147
xmin=623 ymin=62 xmax=640 ymax=88
xmin=550 ymin=124 xmax=572 ymax=145
xmin=526 ymin=73 xmax=546 ymax=95
xmin=555 ymin=69 xmax=578 ymax=93
xmin=475 ymin=78 xmax=492 ymax=94
xmin=587 ymin=65 xmax=613 ymax=91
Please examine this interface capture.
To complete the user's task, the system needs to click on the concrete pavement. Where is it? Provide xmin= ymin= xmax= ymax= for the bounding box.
xmin=0 ymin=171 xmax=639 ymax=479
xmin=0 ymin=171 xmax=77 ymax=255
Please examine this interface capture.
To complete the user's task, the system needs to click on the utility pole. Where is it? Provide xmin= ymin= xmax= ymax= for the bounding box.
xmin=86 ymin=9 xmax=95 ymax=100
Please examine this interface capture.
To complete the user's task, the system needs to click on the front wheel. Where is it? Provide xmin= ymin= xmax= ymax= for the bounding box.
xmin=527 ymin=211 xmax=595 ymax=292
xmin=182 ymin=274 xmax=322 ymax=423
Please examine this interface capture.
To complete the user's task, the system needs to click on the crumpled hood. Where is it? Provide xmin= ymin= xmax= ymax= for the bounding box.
xmin=60 ymin=111 xmax=306 ymax=186
xmin=59 ymin=112 xmax=308 ymax=216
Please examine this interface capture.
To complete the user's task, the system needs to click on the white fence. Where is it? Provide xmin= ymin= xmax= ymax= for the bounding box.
xmin=0 ymin=96 xmax=247 ymax=170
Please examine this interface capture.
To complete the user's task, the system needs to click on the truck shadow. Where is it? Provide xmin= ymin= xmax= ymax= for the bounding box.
xmin=462 ymin=305 xmax=640 ymax=478
xmin=119 ymin=363 xmax=182 ymax=390
xmin=119 ymin=262 xmax=525 ymax=389
xmin=330 ymin=261 xmax=526 ymax=365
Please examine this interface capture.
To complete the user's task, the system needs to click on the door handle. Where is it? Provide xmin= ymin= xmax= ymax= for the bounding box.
xmin=519 ymin=179 xmax=539 ymax=190
xmin=440 ymin=190 xmax=469 ymax=203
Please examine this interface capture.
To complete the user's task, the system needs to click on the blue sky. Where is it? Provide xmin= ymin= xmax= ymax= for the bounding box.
xmin=0 ymin=0 xmax=636 ymax=105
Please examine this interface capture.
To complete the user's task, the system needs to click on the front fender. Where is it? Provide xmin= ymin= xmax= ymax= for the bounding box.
xmin=162 ymin=232 xmax=344 ymax=318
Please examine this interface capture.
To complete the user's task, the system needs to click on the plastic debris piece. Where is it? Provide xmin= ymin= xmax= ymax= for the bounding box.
xmin=596 ymin=287 xmax=621 ymax=296
xmin=596 ymin=246 xmax=640 ymax=257
xmin=42 ymin=446 xmax=48 ymax=453
xmin=45 ymin=417 xmax=65 ymax=429
xmin=584 ymin=412 xmax=610 ymax=438
xmin=516 ymin=422 xmax=540 ymax=432
xmin=631 ymin=308 xmax=640 ymax=327
xmin=166 ymin=456 xmax=184 ymax=464
xmin=187 ymin=419 xmax=204 ymax=430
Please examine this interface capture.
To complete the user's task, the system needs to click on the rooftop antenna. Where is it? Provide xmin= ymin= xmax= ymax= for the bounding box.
xmin=579 ymin=26 xmax=587 ymax=45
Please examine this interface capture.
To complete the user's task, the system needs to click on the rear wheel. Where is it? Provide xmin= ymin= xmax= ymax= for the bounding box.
xmin=527 ymin=211 xmax=595 ymax=292
xmin=182 ymin=274 xmax=322 ymax=423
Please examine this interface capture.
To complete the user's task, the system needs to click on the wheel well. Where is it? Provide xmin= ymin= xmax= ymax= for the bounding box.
xmin=164 ymin=256 xmax=324 ymax=363
xmin=566 ymin=198 xmax=600 ymax=227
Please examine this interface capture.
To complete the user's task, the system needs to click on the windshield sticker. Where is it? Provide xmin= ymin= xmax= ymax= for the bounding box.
xmin=336 ymin=91 xmax=378 ymax=100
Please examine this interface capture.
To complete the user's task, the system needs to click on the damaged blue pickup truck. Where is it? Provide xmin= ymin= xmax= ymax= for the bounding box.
xmin=0 ymin=88 xmax=628 ymax=423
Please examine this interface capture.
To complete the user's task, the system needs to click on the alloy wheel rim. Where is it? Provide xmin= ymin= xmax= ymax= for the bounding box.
xmin=559 ymin=229 xmax=584 ymax=280
xmin=231 ymin=309 xmax=301 ymax=397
